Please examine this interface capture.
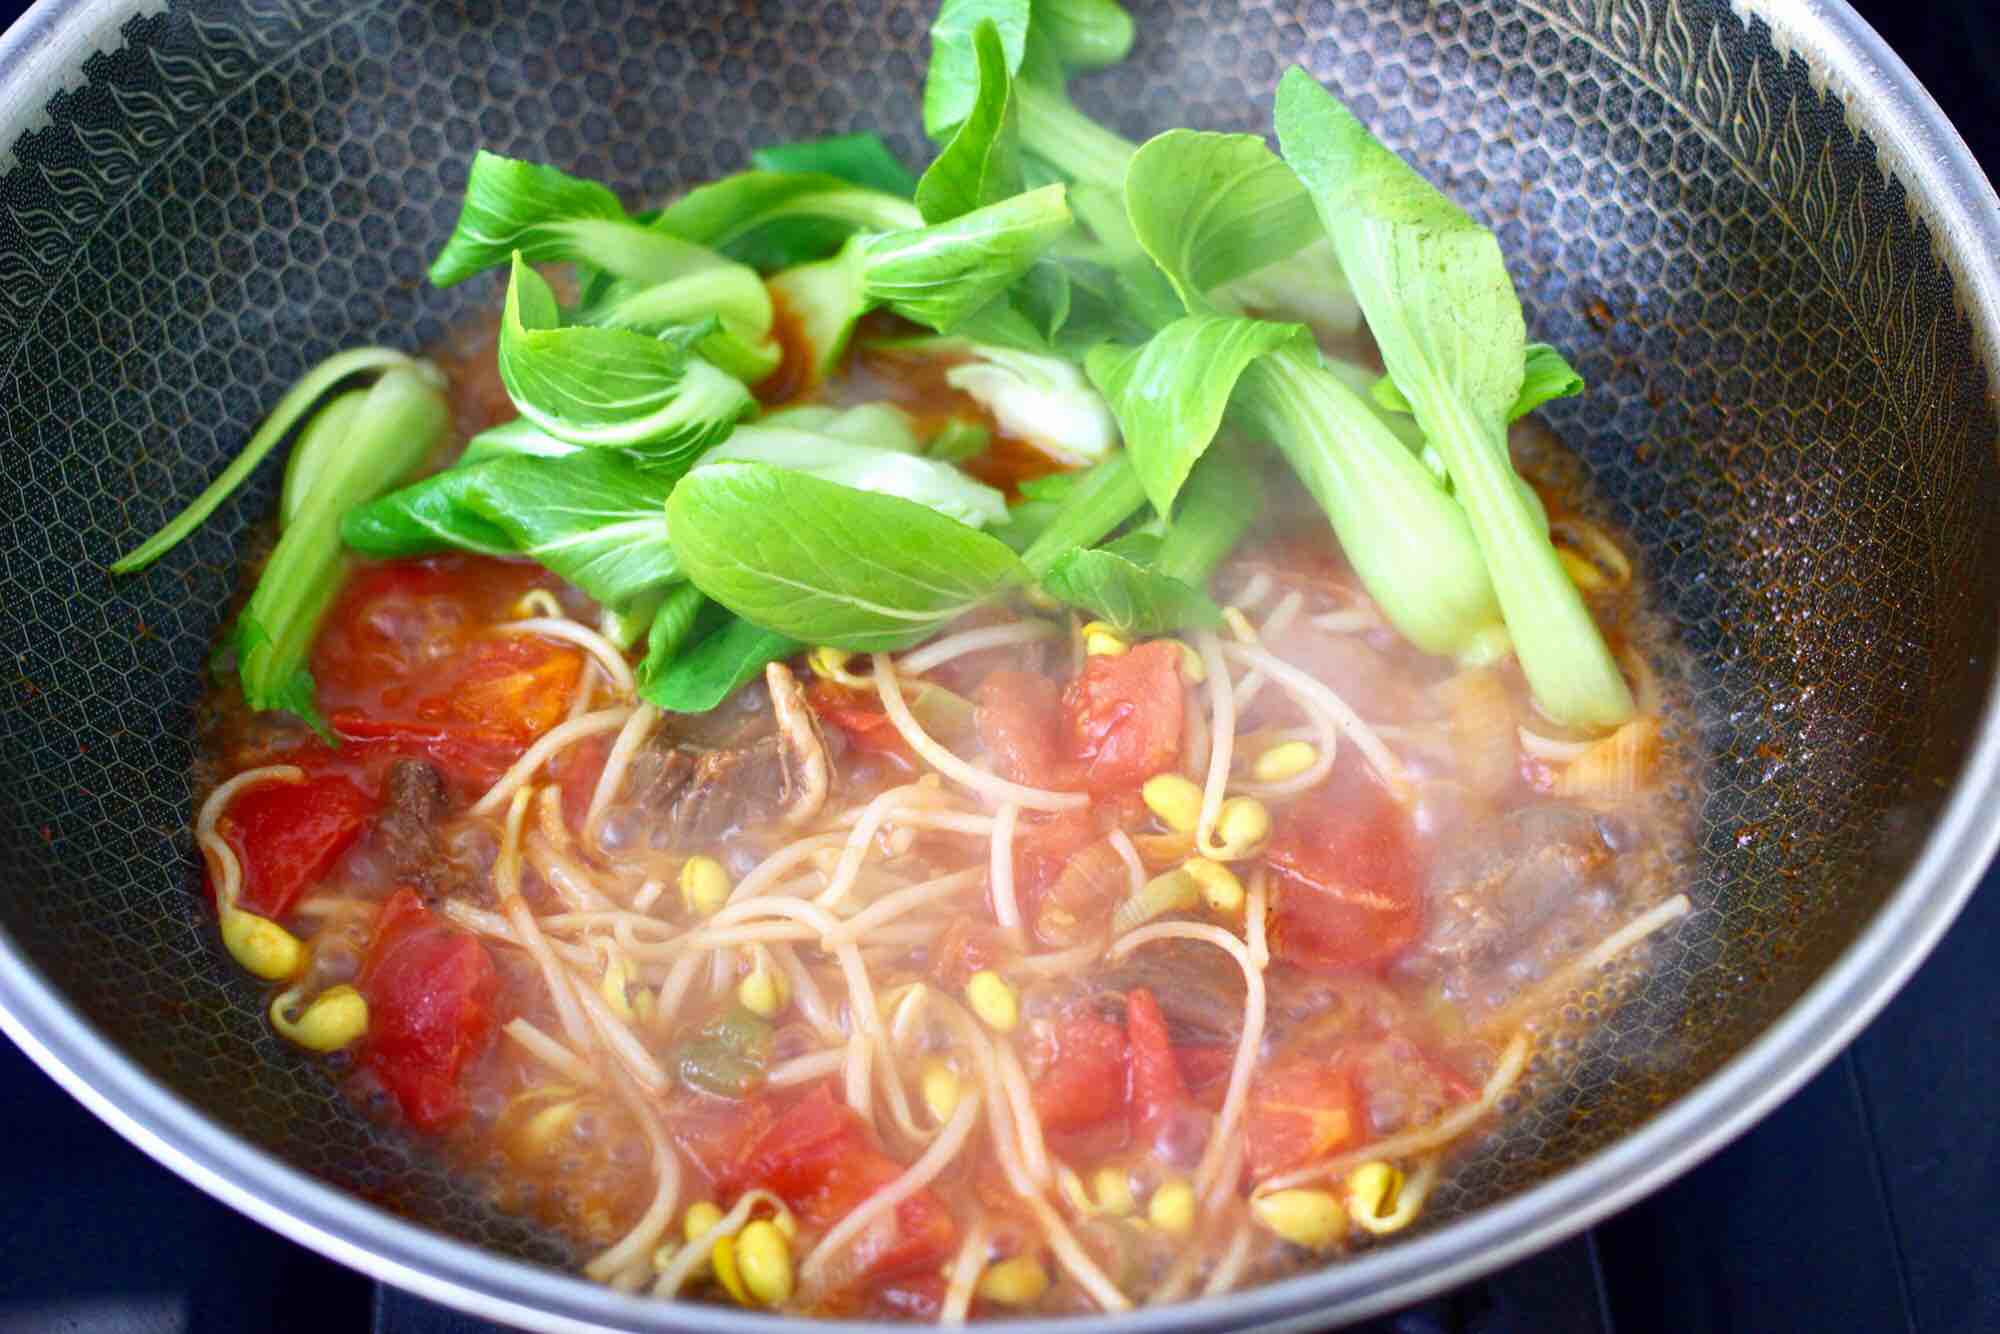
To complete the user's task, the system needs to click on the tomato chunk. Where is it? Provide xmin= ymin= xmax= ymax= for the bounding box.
xmin=1245 ymin=1056 xmax=1364 ymax=1179
xmin=807 ymin=680 xmax=912 ymax=759
xmin=217 ymin=771 xmax=378 ymax=918
xmin=357 ymin=889 xmax=499 ymax=1132
xmin=1061 ymin=641 xmax=1184 ymax=793
xmin=722 ymin=1085 xmax=958 ymax=1285
xmin=1265 ymin=763 xmax=1423 ymax=971
xmin=1030 ymin=1010 xmax=1128 ymax=1134
xmin=975 ymin=670 xmax=1068 ymax=787
xmin=1125 ymin=987 xmax=1193 ymax=1147
xmin=311 ymin=557 xmax=583 ymax=786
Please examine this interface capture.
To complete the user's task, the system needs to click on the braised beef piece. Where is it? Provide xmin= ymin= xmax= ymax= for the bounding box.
xmin=1097 ymin=941 xmax=1247 ymax=1047
xmin=623 ymin=663 xmax=830 ymax=848
xmin=374 ymin=759 xmax=448 ymax=883
xmin=1413 ymin=805 xmax=1622 ymax=971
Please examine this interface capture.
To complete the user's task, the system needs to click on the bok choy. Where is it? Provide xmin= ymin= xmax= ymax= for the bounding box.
xmin=1275 ymin=67 xmax=1632 ymax=727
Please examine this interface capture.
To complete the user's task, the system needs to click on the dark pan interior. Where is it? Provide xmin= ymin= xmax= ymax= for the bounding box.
xmin=0 ymin=0 xmax=1994 ymax=1286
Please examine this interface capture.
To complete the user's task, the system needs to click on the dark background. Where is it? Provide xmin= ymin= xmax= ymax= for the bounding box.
xmin=0 ymin=2 xmax=1995 ymax=1331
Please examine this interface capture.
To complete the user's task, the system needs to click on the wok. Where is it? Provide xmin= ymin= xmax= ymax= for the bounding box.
xmin=0 ymin=0 xmax=1996 ymax=1328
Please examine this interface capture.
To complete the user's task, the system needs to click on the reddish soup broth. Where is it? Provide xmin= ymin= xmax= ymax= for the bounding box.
xmin=192 ymin=316 xmax=1695 ymax=1318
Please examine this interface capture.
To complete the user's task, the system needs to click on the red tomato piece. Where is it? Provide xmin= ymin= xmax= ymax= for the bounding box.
xmin=1030 ymin=1011 xmax=1129 ymax=1134
xmin=1265 ymin=763 xmax=1423 ymax=971
xmin=1244 ymin=1056 xmax=1364 ymax=1179
xmin=975 ymin=670 xmax=1069 ymax=787
xmin=553 ymin=733 xmax=614 ymax=836
xmin=217 ymin=771 xmax=379 ymax=918
xmin=1061 ymin=641 xmax=1184 ymax=793
xmin=1174 ymin=1044 xmax=1236 ymax=1112
xmin=1125 ymin=987 xmax=1191 ymax=1146
xmin=807 ymin=680 xmax=912 ymax=759
xmin=327 ymin=712 xmax=526 ymax=791
xmin=723 ymin=1085 xmax=958 ymax=1284
xmin=357 ymin=889 xmax=499 ymax=1132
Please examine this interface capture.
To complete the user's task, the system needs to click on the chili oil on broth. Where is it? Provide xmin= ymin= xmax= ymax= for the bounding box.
xmin=187 ymin=311 xmax=1700 ymax=1316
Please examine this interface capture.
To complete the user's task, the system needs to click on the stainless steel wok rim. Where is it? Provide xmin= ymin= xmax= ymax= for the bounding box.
xmin=2 ymin=0 xmax=1997 ymax=1329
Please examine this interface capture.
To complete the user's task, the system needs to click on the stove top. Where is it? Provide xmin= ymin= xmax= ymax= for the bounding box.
xmin=1 ymin=2 xmax=1995 ymax=1331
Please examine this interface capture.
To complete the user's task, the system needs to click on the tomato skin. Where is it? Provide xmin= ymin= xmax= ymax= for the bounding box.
xmin=1125 ymin=987 xmax=1192 ymax=1146
xmin=1265 ymin=763 xmax=1423 ymax=971
xmin=722 ymin=1084 xmax=957 ymax=1284
xmin=1174 ymin=1044 xmax=1235 ymax=1112
xmin=1030 ymin=1011 xmax=1129 ymax=1134
xmin=217 ymin=771 xmax=378 ymax=918
xmin=356 ymin=889 xmax=499 ymax=1132
xmin=974 ymin=644 xmax=1184 ymax=795
xmin=1244 ymin=1056 xmax=1364 ymax=1179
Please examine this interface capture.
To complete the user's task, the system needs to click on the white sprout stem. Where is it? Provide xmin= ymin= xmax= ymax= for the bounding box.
xmin=823 ymin=868 xmax=984 ymax=947
xmin=1222 ymin=642 xmax=1409 ymax=800
xmin=1192 ymin=631 xmax=1236 ymax=858
xmin=1200 ymin=1222 xmax=1255 ymax=1298
xmin=1111 ymin=897 xmax=1267 ymax=1205
xmin=583 ymin=1069 xmax=682 ymax=1281
xmin=729 ymin=830 xmax=851 ymax=903
xmin=896 ymin=620 xmax=1063 ymax=675
xmin=769 ymin=1047 xmax=848 ymax=1088
xmin=502 ymin=1018 xmax=600 ymax=1087
xmin=471 ymin=707 xmax=633 ymax=816
xmin=650 ymin=1188 xmax=788 ymax=1297
xmin=799 ymin=1091 xmax=983 ymax=1291
xmin=939 ymin=1212 xmax=994 ymax=1325
xmin=992 ymin=1039 xmax=1051 ymax=1188
xmin=1230 ymin=590 xmax=1304 ymax=712
xmin=503 ymin=616 xmax=636 ymax=697
xmin=584 ymin=703 xmax=660 ymax=840
xmin=1253 ymin=1033 xmax=1533 ymax=1195
xmin=844 ymin=1028 xmax=875 ymax=1124
xmin=814 ymin=784 xmax=935 ymax=909
xmin=990 ymin=803 xmax=1023 ymax=935
xmin=1106 ymin=828 xmax=1146 ymax=900
xmin=873 ymin=653 xmax=1087 ymax=812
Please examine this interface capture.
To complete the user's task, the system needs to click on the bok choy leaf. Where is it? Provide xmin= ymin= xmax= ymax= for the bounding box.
xmin=650 ymin=171 xmax=924 ymax=273
xmin=697 ymin=424 xmax=1009 ymax=529
xmin=1275 ymin=67 xmax=1630 ymax=727
xmin=751 ymin=132 xmax=919 ymax=197
xmin=497 ymin=255 xmax=754 ymax=465
xmin=667 ymin=462 xmax=1029 ymax=651
xmin=642 ymin=609 xmax=804 ymax=714
xmin=916 ymin=20 xmax=1025 ymax=225
xmin=1371 ymin=341 xmax=1586 ymax=424
xmin=767 ymin=183 xmax=1071 ymax=382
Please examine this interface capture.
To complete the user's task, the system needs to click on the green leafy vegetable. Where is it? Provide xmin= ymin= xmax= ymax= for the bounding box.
xmin=636 ymin=583 xmax=712 ymax=692
xmin=458 ymin=416 xmax=580 ymax=465
xmin=234 ymin=366 xmax=449 ymax=731
xmin=673 ymin=1003 xmax=776 ymax=1098
xmin=497 ymin=254 xmax=754 ymax=463
xmin=916 ymin=21 xmax=1024 ymax=225
xmin=767 ymin=183 xmax=1072 ymax=380
xmin=1031 ymin=0 xmax=1133 ymax=71
xmin=668 ymin=462 xmax=1029 ymax=651
xmin=640 ymin=611 xmax=803 ymax=714
xmin=1016 ymin=451 xmax=1144 ymax=577
xmin=468 ymin=451 xmax=681 ymax=607
xmin=751 ymin=132 xmax=919 ymax=197
xmin=925 ymin=417 xmax=991 ymax=463
xmin=874 ymin=333 xmax=1117 ymax=461
xmin=1085 ymin=313 xmax=1305 ymax=514
xmin=1372 ymin=341 xmax=1585 ymax=423
xmin=339 ymin=462 xmax=516 ymax=559
xmin=650 ymin=171 xmax=923 ymax=272
xmin=1122 ymin=130 xmax=1325 ymax=311
xmin=1276 ymin=68 xmax=1629 ymax=727
xmin=697 ymin=424 xmax=1009 ymax=529
xmin=428 ymin=152 xmax=627 ymax=287
xmin=110 ymin=347 xmax=417 ymax=573
xmin=1037 ymin=450 xmax=1256 ymax=633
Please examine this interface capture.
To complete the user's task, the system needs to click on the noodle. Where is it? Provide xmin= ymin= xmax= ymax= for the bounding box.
xmin=873 ymin=653 xmax=1087 ymax=812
